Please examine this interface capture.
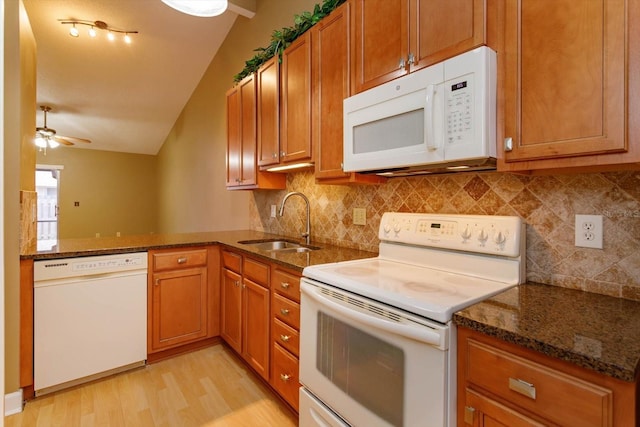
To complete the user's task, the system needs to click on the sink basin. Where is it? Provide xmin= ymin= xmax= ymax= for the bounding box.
xmin=238 ymin=239 xmax=321 ymax=253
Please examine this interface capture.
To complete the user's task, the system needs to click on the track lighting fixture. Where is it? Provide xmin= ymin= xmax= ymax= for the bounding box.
xmin=59 ymin=19 xmax=138 ymax=43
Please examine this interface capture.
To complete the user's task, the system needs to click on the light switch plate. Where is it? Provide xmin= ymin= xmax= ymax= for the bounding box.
xmin=270 ymin=205 xmax=277 ymax=218
xmin=353 ymin=208 xmax=366 ymax=226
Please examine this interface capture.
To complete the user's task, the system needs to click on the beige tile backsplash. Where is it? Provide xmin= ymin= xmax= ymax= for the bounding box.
xmin=250 ymin=170 xmax=640 ymax=301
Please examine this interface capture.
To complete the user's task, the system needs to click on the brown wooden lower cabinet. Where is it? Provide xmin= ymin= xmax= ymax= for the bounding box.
xmin=147 ymin=246 xmax=220 ymax=360
xmin=457 ymin=326 xmax=638 ymax=427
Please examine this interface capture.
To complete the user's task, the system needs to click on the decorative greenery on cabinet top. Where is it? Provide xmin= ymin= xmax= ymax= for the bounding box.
xmin=233 ymin=0 xmax=346 ymax=83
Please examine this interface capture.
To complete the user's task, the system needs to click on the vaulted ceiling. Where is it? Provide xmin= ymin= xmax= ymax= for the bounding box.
xmin=23 ymin=0 xmax=255 ymax=154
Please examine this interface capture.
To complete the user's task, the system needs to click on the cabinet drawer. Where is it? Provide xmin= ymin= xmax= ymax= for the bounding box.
xmin=271 ymin=343 xmax=300 ymax=411
xmin=272 ymin=267 xmax=301 ymax=302
xmin=272 ymin=293 xmax=300 ymax=329
xmin=153 ymin=248 xmax=207 ymax=271
xmin=272 ymin=317 xmax=299 ymax=357
xmin=244 ymin=257 xmax=269 ymax=286
xmin=222 ymin=250 xmax=242 ymax=273
xmin=466 ymin=339 xmax=613 ymax=426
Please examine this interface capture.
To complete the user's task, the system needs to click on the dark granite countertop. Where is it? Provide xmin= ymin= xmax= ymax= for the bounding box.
xmin=454 ymin=282 xmax=640 ymax=382
xmin=21 ymin=230 xmax=377 ymax=273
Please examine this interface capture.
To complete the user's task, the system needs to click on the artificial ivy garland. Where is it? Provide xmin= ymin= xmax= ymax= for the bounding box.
xmin=233 ymin=0 xmax=347 ymax=83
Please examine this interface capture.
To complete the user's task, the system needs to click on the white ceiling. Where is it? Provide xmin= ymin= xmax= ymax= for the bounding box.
xmin=23 ymin=0 xmax=255 ymax=155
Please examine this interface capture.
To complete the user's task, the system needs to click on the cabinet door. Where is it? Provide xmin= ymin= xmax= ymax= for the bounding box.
xmin=502 ymin=0 xmax=626 ymax=167
xmin=242 ymin=278 xmax=270 ymax=380
xmin=226 ymin=84 xmax=242 ymax=186
xmin=221 ymin=268 xmax=242 ymax=353
xmin=465 ymin=388 xmax=546 ymax=427
xmin=150 ymin=267 xmax=208 ymax=351
xmin=313 ymin=2 xmax=351 ymax=180
xmin=257 ymin=57 xmax=280 ymax=167
xmin=351 ymin=0 xmax=410 ymax=94
xmin=409 ymin=0 xmax=485 ymax=72
xmin=280 ymin=32 xmax=313 ymax=163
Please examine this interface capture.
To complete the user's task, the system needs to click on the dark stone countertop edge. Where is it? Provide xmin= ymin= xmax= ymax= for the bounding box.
xmin=20 ymin=230 xmax=378 ymax=273
xmin=454 ymin=304 xmax=639 ymax=383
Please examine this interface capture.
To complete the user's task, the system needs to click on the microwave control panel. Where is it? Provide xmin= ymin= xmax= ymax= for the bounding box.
xmin=445 ymin=75 xmax=474 ymax=145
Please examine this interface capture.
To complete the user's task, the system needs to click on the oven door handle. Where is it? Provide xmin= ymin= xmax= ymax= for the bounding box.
xmin=303 ymin=285 xmax=444 ymax=347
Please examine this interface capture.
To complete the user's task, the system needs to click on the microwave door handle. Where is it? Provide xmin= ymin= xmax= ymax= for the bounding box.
xmin=303 ymin=285 xmax=444 ymax=347
xmin=425 ymin=84 xmax=438 ymax=152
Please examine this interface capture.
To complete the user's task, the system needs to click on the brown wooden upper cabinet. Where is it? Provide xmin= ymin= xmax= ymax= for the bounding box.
xmin=350 ymin=0 xmax=486 ymax=94
xmin=257 ymin=56 xmax=281 ymax=168
xmin=280 ymin=31 xmax=313 ymax=165
xmin=226 ymin=73 xmax=285 ymax=190
xmin=312 ymin=2 xmax=386 ymax=184
xmin=499 ymin=0 xmax=640 ymax=172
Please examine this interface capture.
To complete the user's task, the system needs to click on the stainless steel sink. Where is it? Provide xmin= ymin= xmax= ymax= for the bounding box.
xmin=238 ymin=239 xmax=321 ymax=253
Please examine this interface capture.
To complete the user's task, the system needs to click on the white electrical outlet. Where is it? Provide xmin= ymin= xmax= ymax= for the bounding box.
xmin=270 ymin=205 xmax=277 ymax=218
xmin=575 ymin=214 xmax=603 ymax=249
xmin=353 ymin=208 xmax=366 ymax=226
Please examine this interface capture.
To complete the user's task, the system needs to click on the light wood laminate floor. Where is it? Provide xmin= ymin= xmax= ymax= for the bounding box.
xmin=6 ymin=344 xmax=297 ymax=427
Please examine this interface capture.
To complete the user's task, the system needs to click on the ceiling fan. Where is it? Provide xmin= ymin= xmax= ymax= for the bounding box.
xmin=35 ymin=105 xmax=92 ymax=148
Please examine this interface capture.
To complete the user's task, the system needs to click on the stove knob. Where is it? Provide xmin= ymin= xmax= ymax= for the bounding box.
xmin=393 ymin=223 xmax=402 ymax=235
xmin=478 ymin=229 xmax=488 ymax=246
xmin=460 ymin=225 xmax=472 ymax=242
xmin=383 ymin=223 xmax=392 ymax=234
xmin=494 ymin=230 xmax=507 ymax=250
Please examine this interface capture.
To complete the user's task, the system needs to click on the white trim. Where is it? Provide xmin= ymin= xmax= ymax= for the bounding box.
xmin=35 ymin=163 xmax=64 ymax=170
xmin=4 ymin=390 xmax=23 ymax=416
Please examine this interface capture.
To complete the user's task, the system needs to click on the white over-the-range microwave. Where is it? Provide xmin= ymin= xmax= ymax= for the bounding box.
xmin=343 ymin=46 xmax=497 ymax=176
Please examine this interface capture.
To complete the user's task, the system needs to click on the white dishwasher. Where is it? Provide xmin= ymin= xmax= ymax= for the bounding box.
xmin=34 ymin=252 xmax=148 ymax=395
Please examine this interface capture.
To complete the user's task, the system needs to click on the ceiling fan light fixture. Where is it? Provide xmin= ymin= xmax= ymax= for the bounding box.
xmin=35 ymin=136 xmax=48 ymax=149
xmin=47 ymin=139 xmax=60 ymax=149
xmin=161 ymin=0 xmax=228 ymax=17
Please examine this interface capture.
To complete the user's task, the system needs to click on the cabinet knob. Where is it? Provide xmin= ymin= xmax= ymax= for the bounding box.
xmin=280 ymin=308 xmax=290 ymax=315
xmin=177 ymin=257 xmax=187 ymax=264
xmin=504 ymin=137 xmax=513 ymax=152
xmin=464 ymin=406 xmax=475 ymax=424
xmin=281 ymin=151 xmax=286 ymax=157
xmin=280 ymin=282 xmax=290 ymax=289
xmin=235 ymin=280 xmax=240 ymax=287
xmin=398 ymin=57 xmax=406 ymax=69
xmin=280 ymin=334 xmax=291 ymax=342
xmin=408 ymin=53 xmax=415 ymax=65
xmin=280 ymin=373 xmax=291 ymax=382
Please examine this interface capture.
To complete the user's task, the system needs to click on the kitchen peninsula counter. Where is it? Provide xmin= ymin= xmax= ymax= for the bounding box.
xmin=454 ymin=282 xmax=640 ymax=383
xmin=20 ymin=230 xmax=378 ymax=272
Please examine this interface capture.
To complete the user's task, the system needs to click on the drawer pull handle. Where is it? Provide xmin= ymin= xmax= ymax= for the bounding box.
xmin=280 ymin=373 xmax=291 ymax=382
xmin=280 ymin=282 xmax=290 ymax=289
xmin=509 ymin=377 xmax=536 ymax=400
xmin=280 ymin=334 xmax=291 ymax=342
xmin=280 ymin=308 xmax=290 ymax=315
xmin=177 ymin=257 xmax=187 ymax=264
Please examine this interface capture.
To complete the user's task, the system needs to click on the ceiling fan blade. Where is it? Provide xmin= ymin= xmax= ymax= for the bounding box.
xmin=52 ymin=136 xmax=75 ymax=146
xmin=56 ymin=135 xmax=91 ymax=144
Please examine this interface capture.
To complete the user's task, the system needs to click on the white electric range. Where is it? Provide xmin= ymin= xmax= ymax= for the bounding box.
xmin=299 ymin=212 xmax=526 ymax=427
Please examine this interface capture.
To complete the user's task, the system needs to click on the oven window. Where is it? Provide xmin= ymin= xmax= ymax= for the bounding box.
xmin=317 ymin=311 xmax=404 ymax=426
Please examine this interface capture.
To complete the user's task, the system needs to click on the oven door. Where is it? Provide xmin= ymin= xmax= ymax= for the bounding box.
xmin=300 ymin=278 xmax=450 ymax=427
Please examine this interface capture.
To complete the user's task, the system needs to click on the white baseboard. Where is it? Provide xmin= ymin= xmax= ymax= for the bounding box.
xmin=5 ymin=389 xmax=23 ymax=416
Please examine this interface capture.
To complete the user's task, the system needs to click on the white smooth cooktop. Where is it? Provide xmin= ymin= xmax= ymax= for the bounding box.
xmin=303 ymin=212 xmax=526 ymax=324
xmin=303 ymin=257 xmax=517 ymax=324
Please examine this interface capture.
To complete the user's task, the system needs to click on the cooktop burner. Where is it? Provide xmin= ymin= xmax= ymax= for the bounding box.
xmin=303 ymin=212 xmax=526 ymax=324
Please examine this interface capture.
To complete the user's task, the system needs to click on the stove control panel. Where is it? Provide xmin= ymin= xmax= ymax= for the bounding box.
xmin=380 ymin=212 xmax=524 ymax=257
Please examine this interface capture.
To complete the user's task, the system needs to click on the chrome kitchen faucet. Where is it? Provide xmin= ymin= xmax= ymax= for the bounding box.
xmin=279 ymin=192 xmax=311 ymax=245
